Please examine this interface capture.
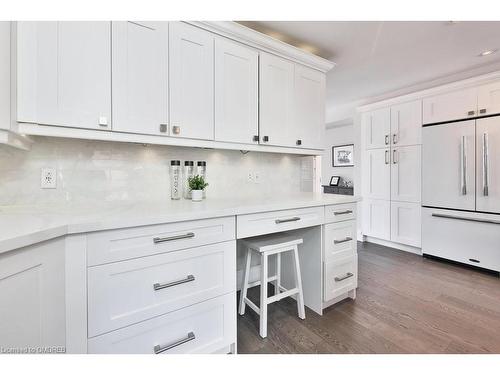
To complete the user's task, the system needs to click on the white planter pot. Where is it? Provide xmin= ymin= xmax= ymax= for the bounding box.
xmin=191 ymin=190 xmax=203 ymax=201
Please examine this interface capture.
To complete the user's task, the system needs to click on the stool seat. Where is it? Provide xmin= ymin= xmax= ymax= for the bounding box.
xmin=238 ymin=233 xmax=306 ymax=338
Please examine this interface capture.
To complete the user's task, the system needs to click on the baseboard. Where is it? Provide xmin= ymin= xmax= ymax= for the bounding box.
xmin=363 ymin=236 xmax=422 ymax=255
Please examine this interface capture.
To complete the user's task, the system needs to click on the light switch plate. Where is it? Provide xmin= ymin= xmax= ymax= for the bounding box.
xmin=41 ymin=168 xmax=57 ymax=189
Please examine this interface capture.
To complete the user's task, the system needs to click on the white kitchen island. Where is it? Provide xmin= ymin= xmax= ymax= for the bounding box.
xmin=0 ymin=193 xmax=359 ymax=354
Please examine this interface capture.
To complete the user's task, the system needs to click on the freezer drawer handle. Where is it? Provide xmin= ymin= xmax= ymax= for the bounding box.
xmin=334 ymin=237 xmax=352 ymax=244
xmin=333 ymin=210 xmax=353 ymax=216
xmin=275 ymin=217 xmax=301 ymax=224
xmin=154 ymin=332 xmax=195 ymax=354
xmin=469 ymin=259 xmax=480 ymax=264
xmin=334 ymin=272 xmax=354 ymax=282
xmin=153 ymin=275 xmax=195 ymax=291
xmin=153 ymin=232 xmax=195 ymax=243
xmin=431 ymin=213 xmax=500 ymax=225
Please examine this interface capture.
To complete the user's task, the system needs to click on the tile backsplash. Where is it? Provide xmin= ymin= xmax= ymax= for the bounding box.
xmin=0 ymin=137 xmax=313 ymax=206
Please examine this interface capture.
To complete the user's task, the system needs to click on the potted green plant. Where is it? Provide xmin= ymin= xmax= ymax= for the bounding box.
xmin=188 ymin=175 xmax=208 ymax=202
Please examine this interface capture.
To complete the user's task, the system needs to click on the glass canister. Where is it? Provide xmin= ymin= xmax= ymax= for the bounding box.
xmin=170 ymin=160 xmax=181 ymax=200
xmin=197 ymin=161 xmax=207 ymax=199
xmin=183 ymin=161 xmax=195 ymax=199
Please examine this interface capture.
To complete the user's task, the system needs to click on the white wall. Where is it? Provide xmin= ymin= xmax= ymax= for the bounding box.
xmin=0 ymin=137 xmax=313 ymax=206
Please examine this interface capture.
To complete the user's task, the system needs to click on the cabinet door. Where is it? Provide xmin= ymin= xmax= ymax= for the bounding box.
xmin=0 ymin=22 xmax=9 ymax=130
xmin=259 ymin=52 xmax=295 ymax=147
xmin=391 ymin=145 xmax=421 ymax=203
xmin=169 ymin=22 xmax=214 ymax=140
xmin=0 ymin=239 xmax=65 ymax=350
xmin=477 ymin=80 xmax=500 ymax=117
xmin=390 ymin=100 xmax=422 ymax=146
xmin=362 ymin=108 xmax=391 ymax=149
xmin=362 ymin=199 xmax=391 ymax=240
xmin=112 ymin=21 xmax=168 ymax=135
xmin=363 ymin=148 xmax=391 ymax=200
xmin=214 ymin=38 xmax=258 ymax=144
xmin=476 ymin=117 xmax=500 ymax=213
xmin=422 ymin=87 xmax=477 ymax=125
xmin=294 ymin=64 xmax=326 ymax=149
xmin=17 ymin=21 xmax=111 ymax=129
xmin=391 ymin=201 xmax=421 ymax=247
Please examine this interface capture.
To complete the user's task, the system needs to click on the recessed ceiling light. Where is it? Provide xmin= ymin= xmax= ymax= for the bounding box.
xmin=479 ymin=49 xmax=498 ymax=57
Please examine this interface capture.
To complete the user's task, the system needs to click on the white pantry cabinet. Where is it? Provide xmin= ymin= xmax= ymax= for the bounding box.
xmin=362 ymin=107 xmax=391 ymax=149
xmin=363 ymin=148 xmax=391 ymax=200
xmin=17 ymin=21 xmax=112 ymax=130
xmin=214 ymin=38 xmax=258 ymax=144
xmin=362 ymin=198 xmax=391 ymax=241
xmin=390 ymin=201 xmax=421 ymax=247
xmin=169 ymin=22 xmax=214 ymax=140
xmin=422 ymin=87 xmax=477 ymax=124
xmin=112 ymin=21 xmax=168 ymax=135
xmin=390 ymin=100 xmax=422 ymax=146
xmin=477 ymin=80 xmax=500 ymax=117
xmin=390 ymin=145 xmax=421 ymax=203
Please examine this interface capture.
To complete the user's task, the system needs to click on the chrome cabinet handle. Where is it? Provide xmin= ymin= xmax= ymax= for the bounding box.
xmin=334 ymin=237 xmax=352 ymax=244
xmin=432 ymin=213 xmax=500 ymax=225
xmin=154 ymin=332 xmax=195 ymax=354
xmin=275 ymin=217 xmax=301 ymax=224
xmin=334 ymin=272 xmax=354 ymax=282
xmin=461 ymin=136 xmax=467 ymax=195
xmin=393 ymin=133 xmax=398 ymax=144
xmin=153 ymin=274 xmax=195 ymax=291
xmin=392 ymin=149 xmax=397 ymax=164
xmin=159 ymin=124 xmax=168 ymax=133
xmin=385 ymin=134 xmax=389 ymax=145
xmin=483 ymin=133 xmax=489 ymax=196
xmin=153 ymin=232 xmax=195 ymax=243
xmin=333 ymin=210 xmax=353 ymax=216
xmin=385 ymin=150 xmax=389 ymax=164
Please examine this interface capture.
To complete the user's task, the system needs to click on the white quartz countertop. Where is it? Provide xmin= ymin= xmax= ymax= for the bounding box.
xmin=0 ymin=193 xmax=360 ymax=254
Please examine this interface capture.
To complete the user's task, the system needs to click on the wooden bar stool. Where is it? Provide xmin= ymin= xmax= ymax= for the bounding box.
xmin=239 ymin=234 xmax=305 ymax=338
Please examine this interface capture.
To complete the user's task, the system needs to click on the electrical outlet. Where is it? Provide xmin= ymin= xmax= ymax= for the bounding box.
xmin=41 ymin=168 xmax=57 ymax=189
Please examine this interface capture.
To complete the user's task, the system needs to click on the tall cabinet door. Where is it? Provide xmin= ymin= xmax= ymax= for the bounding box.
xmin=476 ymin=117 xmax=500 ymax=213
xmin=294 ymin=64 xmax=326 ymax=149
xmin=390 ymin=145 xmax=421 ymax=203
xmin=477 ymin=81 xmax=500 ymax=117
xmin=112 ymin=21 xmax=168 ymax=135
xmin=390 ymin=100 xmax=422 ymax=146
xmin=259 ymin=52 xmax=295 ymax=147
xmin=169 ymin=22 xmax=214 ymax=140
xmin=363 ymin=148 xmax=391 ymax=200
xmin=362 ymin=108 xmax=391 ymax=149
xmin=422 ymin=120 xmax=476 ymax=210
xmin=214 ymin=38 xmax=258 ymax=144
xmin=17 ymin=21 xmax=111 ymax=129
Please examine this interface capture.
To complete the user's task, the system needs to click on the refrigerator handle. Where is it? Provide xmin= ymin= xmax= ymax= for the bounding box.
xmin=461 ymin=136 xmax=467 ymax=195
xmin=483 ymin=133 xmax=489 ymax=196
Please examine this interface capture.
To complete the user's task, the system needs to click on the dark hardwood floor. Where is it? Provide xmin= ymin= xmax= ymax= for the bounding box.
xmin=237 ymin=241 xmax=500 ymax=354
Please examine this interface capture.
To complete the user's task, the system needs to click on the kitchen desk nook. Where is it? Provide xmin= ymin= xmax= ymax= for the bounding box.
xmin=0 ymin=193 xmax=359 ymax=354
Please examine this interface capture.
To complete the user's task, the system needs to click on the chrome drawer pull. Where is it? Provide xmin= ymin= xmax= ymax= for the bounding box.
xmin=154 ymin=332 xmax=195 ymax=354
xmin=275 ymin=217 xmax=301 ymax=224
xmin=334 ymin=237 xmax=352 ymax=244
xmin=153 ymin=275 xmax=195 ymax=291
xmin=153 ymin=232 xmax=195 ymax=243
xmin=334 ymin=272 xmax=354 ymax=282
xmin=333 ymin=210 xmax=353 ymax=216
xmin=431 ymin=213 xmax=500 ymax=225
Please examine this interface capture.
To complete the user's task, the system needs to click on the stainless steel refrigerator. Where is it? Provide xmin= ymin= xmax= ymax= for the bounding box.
xmin=422 ymin=116 xmax=500 ymax=272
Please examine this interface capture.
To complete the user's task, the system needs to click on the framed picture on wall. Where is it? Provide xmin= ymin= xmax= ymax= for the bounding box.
xmin=332 ymin=144 xmax=354 ymax=167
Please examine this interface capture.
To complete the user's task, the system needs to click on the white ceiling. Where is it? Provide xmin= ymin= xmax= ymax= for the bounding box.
xmin=240 ymin=21 xmax=500 ymax=116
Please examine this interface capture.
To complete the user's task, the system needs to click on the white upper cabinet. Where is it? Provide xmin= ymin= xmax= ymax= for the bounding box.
xmin=477 ymin=80 xmax=500 ymax=117
xmin=0 ymin=22 xmax=10 ymax=130
xmin=422 ymin=87 xmax=477 ymax=125
xmin=390 ymin=145 xmax=421 ymax=203
xmin=259 ymin=52 xmax=295 ymax=147
xmin=17 ymin=21 xmax=112 ymax=130
xmin=363 ymin=148 xmax=391 ymax=200
xmin=169 ymin=22 xmax=214 ymax=140
xmin=214 ymin=38 xmax=258 ymax=144
xmin=112 ymin=21 xmax=168 ymax=135
xmin=362 ymin=108 xmax=391 ymax=149
xmin=390 ymin=100 xmax=422 ymax=146
xmin=294 ymin=64 xmax=326 ymax=149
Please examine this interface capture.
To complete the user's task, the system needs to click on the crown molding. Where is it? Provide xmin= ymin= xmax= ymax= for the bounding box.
xmin=187 ymin=21 xmax=335 ymax=73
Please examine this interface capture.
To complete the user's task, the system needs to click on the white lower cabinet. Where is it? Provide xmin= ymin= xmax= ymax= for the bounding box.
xmin=391 ymin=145 xmax=421 ymax=203
xmin=88 ymin=293 xmax=236 ymax=354
xmin=390 ymin=202 xmax=421 ymax=247
xmin=362 ymin=198 xmax=391 ymax=241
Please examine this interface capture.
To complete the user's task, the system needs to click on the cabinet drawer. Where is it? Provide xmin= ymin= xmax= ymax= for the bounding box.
xmin=88 ymin=241 xmax=236 ymax=337
xmin=324 ymin=221 xmax=357 ymax=262
xmin=236 ymin=206 xmax=324 ymax=238
xmin=323 ymin=254 xmax=358 ymax=302
xmin=88 ymin=293 xmax=236 ymax=354
xmin=87 ymin=216 xmax=235 ymax=266
xmin=324 ymin=203 xmax=356 ymax=223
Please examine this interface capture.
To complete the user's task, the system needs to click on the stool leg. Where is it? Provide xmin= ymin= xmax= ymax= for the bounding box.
xmin=239 ymin=249 xmax=252 ymax=315
xmin=292 ymin=245 xmax=306 ymax=319
xmin=274 ymin=252 xmax=281 ymax=295
xmin=259 ymin=252 xmax=268 ymax=338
